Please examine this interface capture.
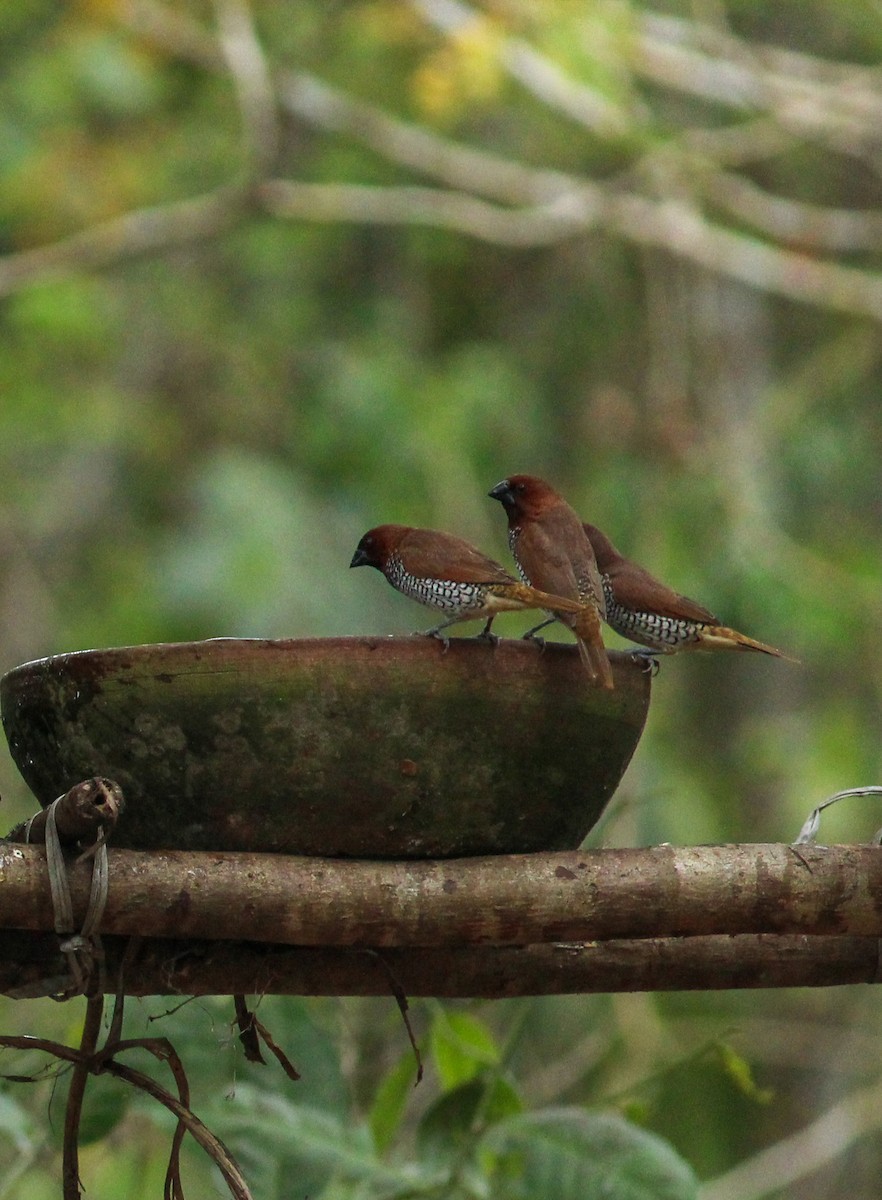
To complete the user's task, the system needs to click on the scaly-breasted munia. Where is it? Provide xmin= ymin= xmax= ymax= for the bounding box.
xmin=488 ymin=475 xmax=614 ymax=690
xmin=581 ymin=522 xmax=789 ymax=658
xmin=350 ymin=523 xmax=598 ymax=646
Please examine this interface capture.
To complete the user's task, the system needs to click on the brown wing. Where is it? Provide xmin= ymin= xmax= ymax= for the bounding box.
xmin=606 ymin=560 xmax=719 ymax=624
xmin=398 ymin=528 xmax=515 ymax=584
xmin=516 ymin=506 xmax=605 ymax=609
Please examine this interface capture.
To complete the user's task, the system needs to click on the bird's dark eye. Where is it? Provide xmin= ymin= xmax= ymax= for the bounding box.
xmin=514 ymin=482 xmax=525 ymax=493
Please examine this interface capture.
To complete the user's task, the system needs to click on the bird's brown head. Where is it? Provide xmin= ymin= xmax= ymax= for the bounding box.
xmin=488 ymin=474 xmax=562 ymax=523
xmin=349 ymin=524 xmax=410 ymax=570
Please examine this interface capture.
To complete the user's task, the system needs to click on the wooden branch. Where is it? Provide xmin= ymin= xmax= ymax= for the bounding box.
xmin=1 ymin=844 xmax=881 ymax=949
xmin=0 ymin=932 xmax=877 ymax=998
xmin=3 ymin=778 xmax=124 ymax=848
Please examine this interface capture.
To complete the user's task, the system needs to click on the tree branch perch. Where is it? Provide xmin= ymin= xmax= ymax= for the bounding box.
xmin=0 ymin=844 xmax=879 ymax=996
xmin=1 ymin=931 xmax=878 ymax=999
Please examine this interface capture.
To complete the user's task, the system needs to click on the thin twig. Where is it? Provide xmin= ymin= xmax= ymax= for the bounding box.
xmin=105 ymin=1057 xmax=252 ymax=1200
xmin=795 ymin=787 xmax=882 ymax=845
xmin=0 ymin=1029 xmax=252 ymax=1199
xmin=233 ymin=994 xmax=265 ymax=1064
xmin=249 ymin=1016 xmax=301 ymax=1082
xmin=363 ymin=950 xmax=424 ymax=1085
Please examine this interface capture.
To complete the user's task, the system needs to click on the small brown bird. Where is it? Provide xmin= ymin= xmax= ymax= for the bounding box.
xmin=350 ymin=523 xmax=597 ymax=645
xmin=583 ymin=521 xmax=789 ymax=659
xmin=488 ymin=475 xmax=614 ymax=689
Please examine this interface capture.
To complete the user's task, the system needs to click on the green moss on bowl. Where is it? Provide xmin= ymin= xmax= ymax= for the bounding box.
xmin=1 ymin=637 xmax=650 ymax=857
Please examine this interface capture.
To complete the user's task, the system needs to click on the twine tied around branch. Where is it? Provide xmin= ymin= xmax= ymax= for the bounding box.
xmin=20 ymin=779 xmax=124 ymax=1000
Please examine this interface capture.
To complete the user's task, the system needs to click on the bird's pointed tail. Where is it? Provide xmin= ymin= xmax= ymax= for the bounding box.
xmin=701 ymin=626 xmax=798 ymax=661
xmin=571 ymin=604 xmax=615 ymax=689
xmin=491 ymin=583 xmax=615 ymax=688
xmin=530 ymin=587 xmax=614 ymax=689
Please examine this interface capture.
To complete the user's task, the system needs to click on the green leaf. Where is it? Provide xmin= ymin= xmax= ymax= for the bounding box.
xmin=481 ymin=1108 xmax=698 ymax=1200
xmin=74 ymin=1076 xmax=132 ymax=1146
xmin=369 ymin=1051 xmax=419 ymax=1153
xmin=715 ymin=1043 xmax=774 ymax=1106
xmin=417 ymin=1075 xmax=522 ymax=1167
xmin=0 ymin=1092 xmax=35 ymax=1153
xmin=216 ymin=1086 xmax=440 ymax=1197
xmin=429 ymin=1010 xmax=500 ymax=1091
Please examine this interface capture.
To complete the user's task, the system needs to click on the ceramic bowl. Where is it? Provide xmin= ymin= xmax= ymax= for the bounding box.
xmin=1 ymin=637 xmax=650 ymax=858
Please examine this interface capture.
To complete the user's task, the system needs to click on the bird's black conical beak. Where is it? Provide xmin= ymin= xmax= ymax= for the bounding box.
xmin=349 ymin=546 xmax=370 ymax=568
xmin=488 ymin=479 xmax=512 ymax=504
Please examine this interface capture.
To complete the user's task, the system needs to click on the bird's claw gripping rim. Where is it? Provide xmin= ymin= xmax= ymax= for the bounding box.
xmin=629 ymin=649 xmax=661 ymax=677
xmin=420 ymin=628 xmax=452 ymax=653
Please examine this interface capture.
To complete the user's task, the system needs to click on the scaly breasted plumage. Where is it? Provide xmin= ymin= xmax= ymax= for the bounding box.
xmin=350 ymin=523 xmax=596 ymax=644
xmin=582 ymin=522 xmax=789 ymax=658
xmin=488 ymin=476 xmax=614 ymax=689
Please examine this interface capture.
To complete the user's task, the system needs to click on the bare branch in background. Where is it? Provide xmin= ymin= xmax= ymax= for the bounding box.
xmin=2 ymin=0 xmax=882 ymax=325
xmin=258 ymin=180 xmax=585 ymax=245
xmin=119 ymin=0 xmax=223 ymax=70
xmin=706 ymin=171 xmax=882 ymax=252
xmin=700 ymin=1075 xmax=882 ymax=1200
xmin=0 ymin=186 xmax=247 ymax=299
xmin=592 ymin=191 xmax=882 ymax=320
xmin=277 ymin=72 xmax=882 ymax=320
xmin=212 ymin=0 xmax=279 ymax=173
xmin=638 ymin=11 xmax=882 ymax=161
xmin=680 ymin=117 xmax=794 ymax=167
xmin=275 ymin=70 xmax=574 ymax=206
xmin=410 ymin=0 xmax=641 ymax=138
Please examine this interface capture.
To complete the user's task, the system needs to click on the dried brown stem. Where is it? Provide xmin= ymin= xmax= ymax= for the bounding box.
xmin=0 ymin=1029 xmax=252 ymax=1199
xmin=62 ymin=996 xmax=104 ymax=1199
xmin=104 ymin=1059 xmax=252 ymax=1199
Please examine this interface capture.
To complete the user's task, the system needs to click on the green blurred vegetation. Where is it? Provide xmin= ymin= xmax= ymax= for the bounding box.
xmin=1 ymin=1 xmax=881 ymax=1197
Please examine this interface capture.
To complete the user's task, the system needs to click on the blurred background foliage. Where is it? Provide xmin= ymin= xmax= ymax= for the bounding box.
xmin=0 ymin=0 xmax=881 ymax=1196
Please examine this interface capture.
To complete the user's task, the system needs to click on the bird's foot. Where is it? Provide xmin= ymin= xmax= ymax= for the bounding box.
xmin=475 ymin=624 xmax=499 ymax=647
xmin=524 ymin=633 xmax=547 ymax=653
xmin=522 ymin=618 xmax=554 ymax=644
xmin=629 ymin=648 xmax=661 ymax=677
xmin=422 ymin=627 xmax=451 ymax=653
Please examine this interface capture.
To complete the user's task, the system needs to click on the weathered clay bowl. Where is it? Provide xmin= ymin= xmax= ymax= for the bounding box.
xmin=1 ymin=637 xmax=650 ymax=858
